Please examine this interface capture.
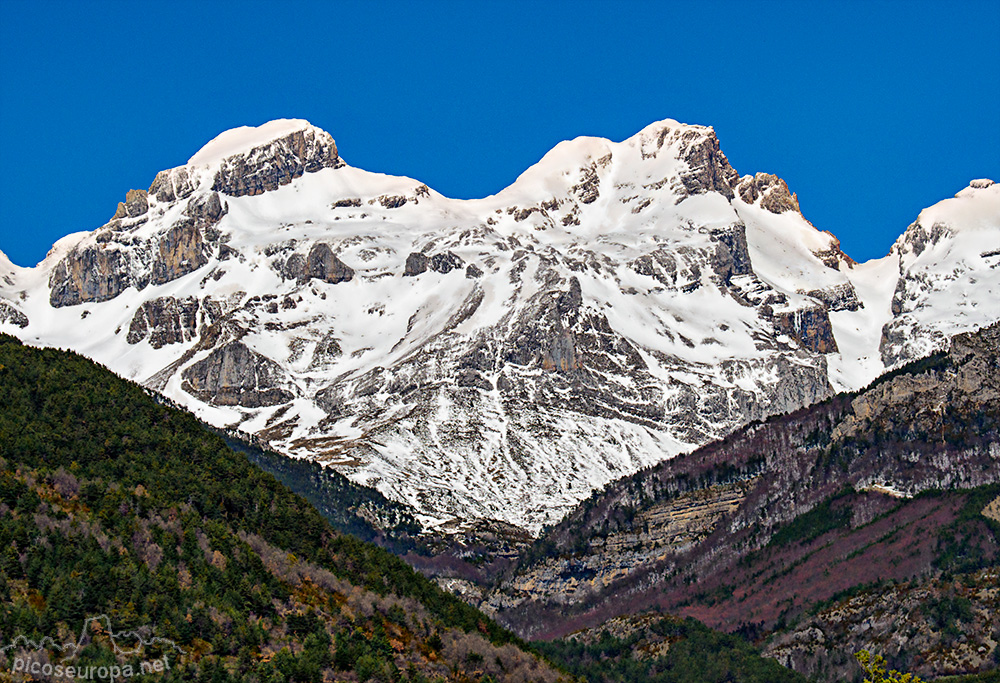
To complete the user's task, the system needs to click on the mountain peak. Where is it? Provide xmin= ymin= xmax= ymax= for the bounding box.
xmin=146 ymin=119 xmax=344 ymax=202
xmin=187 ymin=118 xmax=323 ymax=166
xmin=967 ymin=178 xmax=995 ymax=190
xmin=910 ymin=177 xmax=1000 ymax=235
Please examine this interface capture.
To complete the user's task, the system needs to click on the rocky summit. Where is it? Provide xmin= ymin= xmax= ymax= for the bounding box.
xmin=1 ymin=118 xmax=998 ymax=533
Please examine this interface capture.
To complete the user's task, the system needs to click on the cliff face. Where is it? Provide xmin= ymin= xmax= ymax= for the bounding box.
xmin=48 ymin=190 xmax=227 ymax=308
xmin=210 ymin=125 xmax=343 ymax=197
xmin=182 ymin=341 xmax=295 ymax=408
xmin=765 ymin=569 xmax=1000 ymax=681
xmin=2 ymin=118 xmax=998 ymax=535
xmin=126 ymin=296 xmax=206 ymax=348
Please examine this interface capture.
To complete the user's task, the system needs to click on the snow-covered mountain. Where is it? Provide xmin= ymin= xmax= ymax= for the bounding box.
xmin=2 ymin=118 xmax=997 ymax=532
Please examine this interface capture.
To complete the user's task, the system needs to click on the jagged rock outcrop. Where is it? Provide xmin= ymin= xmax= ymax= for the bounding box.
xmin=764 ymin=572 xmax=1000 ymax=681
xmin=282 ymin=243 xmax=354 ymax=284
xmin=210 ymin=126 xmax=343 ymax=197
xmin=181 ymin=341 xmax=293 ymax=407
xmin=571 ymin=162 xmax=602 ymax=204
xmin=48 ymin=242 xmax=145 ymax=307
xmin=772 ymin=305 xmax=839 ymax=354
xmin=677 ymin=128 xmax=740 ymax=199
xmin=307 ymin=331 xmax=343 ymax=369
xmin=404 ymin=251 xmax=464 ymax=276
xmin=709 ymin=224 xmax=753 ymax=284
xmin=506 ymin=277 xmax=591 ymax=373
xmin=47 ymin=188 xmax=227 ymax=308
xmin=112 ymin=188 xmax=150 ymax=219
xmin=47 ymin=220 xmax=212 ymax=308
xmin=737 ymin=172 xmax=800 ymax=213
xmin=403 ymin=252 xmax=429 ymax=276
xmin=0 ymin=301 xmax=28 ymax=328
xmin=186 ymin=190 xmax=226 ymax=223
xmin=148 ymin=166 xmax=195 ymax=203
xmin=804 ymin=283 xmax=862 ymax=312
xmin=127 ymin=296 xmax=207 ymax=348
xmin=150 ymin=220 xmax=209 ymax=285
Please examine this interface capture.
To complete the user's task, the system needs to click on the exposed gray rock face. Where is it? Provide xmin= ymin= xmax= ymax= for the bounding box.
xmin=0 ymin=301 xmax=28 ymax=328
xmin=112 ymin=189 xmax=149 ymax=220
xmin=709 ymin=224 xmax=753 ymax=284
xmin=772 ymin=305 xmax=839 ymax=354
xmin=571 ymin=163 xmax=601 ymax=204
xmin=805 ymin=283 xmax=862 ymax=312
xmin=403 ymin=252 xmax=429 ymax=277
xmin=765 ymin=574 xmax=1000 ymax=683
xmin=404 ymin=251 xmax=463 ymax=276
xmin=480 ymin=483 xmax=749 ymax=613
xmin=150 ymin=220 xmax=209 ymax=285
xmin=838 ymin=322 xmax=1000 ymax=445
xmin=304 ymin=243 xmax=354 ymax=283
xmin=635 ymin=124 xmax=739 ymax=200
xmin=181 ymin=341 xmax=293 ymax=407
xmin=148 ymin=166 xmax=195 ymax=203
xmin=211 ymin=127 xmax=344 ymax=197
xmin=377 ymin=194 xmax=407 ymax=209
xmin=310 ymin=252 xmax=834 ymax=526
xmin=810 ymin=234 xmax=854 ymax=270
xmin=737 ymin=172 xmax=800 ymax=213
xmin=127 ymin=296 xmax=205 ymax=348
xmin=281 ymin=244 xmax=354 ymax=283
xmin=49 ymin=243 xmax=145 ymax=307
xmin=488 ymin=323 xmax=1000 ymax=653
xmin=878 ymin=180 xmax=999 ymax=368
xmin=676 ymin=128 xmax=739 ymax=199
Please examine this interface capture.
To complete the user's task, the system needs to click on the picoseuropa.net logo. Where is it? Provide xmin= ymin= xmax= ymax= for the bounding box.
xmin=0 ymin=614 xmax=185 ymax=681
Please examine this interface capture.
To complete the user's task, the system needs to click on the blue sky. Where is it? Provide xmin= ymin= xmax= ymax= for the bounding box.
xmin=1 ymin=0 xmax=998 ymax=267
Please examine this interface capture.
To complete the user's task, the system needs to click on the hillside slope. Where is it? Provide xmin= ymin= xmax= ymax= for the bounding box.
xmin=0 ymin=333 xmax=564 ymax=682
xmin=489 ymin=323 xmax=1000 ymax=680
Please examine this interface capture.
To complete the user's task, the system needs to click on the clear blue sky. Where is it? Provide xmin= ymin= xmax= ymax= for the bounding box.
xmin=1 ymin=0 xmax=998 ymax=267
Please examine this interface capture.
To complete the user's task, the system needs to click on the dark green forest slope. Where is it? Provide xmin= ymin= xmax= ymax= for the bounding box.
xmin=0 ymin=334 xmax=562 ymax=682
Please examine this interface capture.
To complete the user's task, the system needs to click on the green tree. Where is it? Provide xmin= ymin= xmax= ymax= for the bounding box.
xmin=856 ymin=650 xmax=925 ymax=683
